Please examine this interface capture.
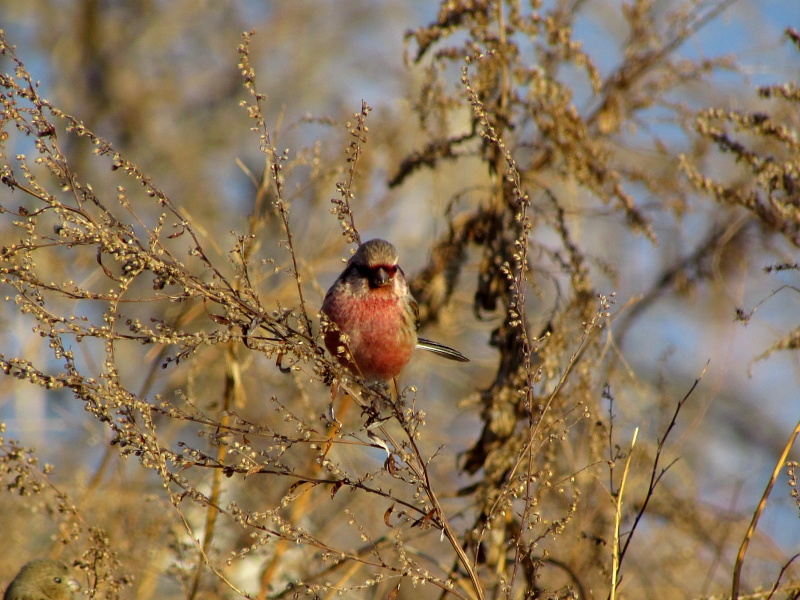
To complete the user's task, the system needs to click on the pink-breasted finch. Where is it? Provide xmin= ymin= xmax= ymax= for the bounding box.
xmin=321 ymin=239 xmax=468 ymax=382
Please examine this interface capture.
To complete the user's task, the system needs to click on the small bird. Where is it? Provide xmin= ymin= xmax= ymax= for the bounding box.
xmin=3 ymin=559 xmax=76 ymax=600
xmin=321 ymin=239 xmax=468 ymax=382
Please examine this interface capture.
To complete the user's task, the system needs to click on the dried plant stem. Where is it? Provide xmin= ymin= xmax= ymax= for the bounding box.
xmin=339 ymin=381 xmax=483 ymax=600
xmin=189 ymin=344 xmax=240 ymax=599
xmin=331 ymin=100 xmax=370 ymax=246
xmin=732 ymin=420 xmax=800 ymax=600
xmin=257 ymin=420 xmax=344 ymax=597
xmin=177 ymin=509 xmax=249 ymax=598
xmin=324 ymin=560 xmax=364 ymax=600
xmin=765 ymin=551 xmax=800 ymax=600
xmin=617 ymin=364 xmax=707 ymax=565
xmin=611 ymin=427 xmax=638 ymax=600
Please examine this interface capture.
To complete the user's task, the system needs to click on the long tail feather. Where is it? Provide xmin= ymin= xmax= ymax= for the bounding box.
xmin=416 ymin=338 xmax=470 ymax=362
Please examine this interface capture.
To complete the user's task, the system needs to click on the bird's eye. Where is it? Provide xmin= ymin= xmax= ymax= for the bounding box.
xmin=54 ymin=577 xmax=62 ymax=583
xmin=385 ymin=265 xmax=398 ymax=276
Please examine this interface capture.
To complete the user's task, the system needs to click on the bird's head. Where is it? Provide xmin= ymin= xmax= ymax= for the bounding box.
xmin=349 ymin=239 xmax=403 ymax=289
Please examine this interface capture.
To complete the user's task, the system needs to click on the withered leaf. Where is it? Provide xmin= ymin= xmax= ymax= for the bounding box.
xmin=386 ymin=454 xmax=398 ymax=476
xmin=412 ymin=509 xmax=436 ymax=529
xmin=383 ymin=502 xmax=396 ymax=528
xmin=207 ymin=313 xmax=230 ymax=325
xmin=286 ymin=480 xmax=311 ymax=495
xmin=388 ymin=583 xmax=401 ymax=599
xmin=330 ymin=480 xmax=343 ymax=499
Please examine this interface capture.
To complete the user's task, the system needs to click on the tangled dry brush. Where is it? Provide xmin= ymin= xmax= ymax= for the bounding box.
xmin=0 ymin=4 xmax=799 ymax=600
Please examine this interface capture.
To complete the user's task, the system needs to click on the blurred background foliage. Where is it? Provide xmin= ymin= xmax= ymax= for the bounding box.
xmin=0 ymin=1 xmax=799 ymax=599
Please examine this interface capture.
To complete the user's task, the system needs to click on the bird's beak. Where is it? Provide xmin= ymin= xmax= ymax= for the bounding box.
xmin=371 ymin=267 xmax=391 ymax=287
xmin=67 ymin=577 xmax=81 ymax=593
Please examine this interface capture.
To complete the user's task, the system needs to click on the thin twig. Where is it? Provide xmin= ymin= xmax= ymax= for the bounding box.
xmin=611 ymin=427 xmax=638 ymax=600
xmin=617 ymin=362 xmax=707 ymax=564
xmin=732 ymin=420 xmax=800 ymax=600
xmin=765 ymin=551 xmax=800 ymax=600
